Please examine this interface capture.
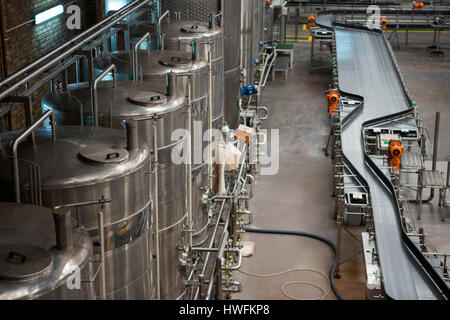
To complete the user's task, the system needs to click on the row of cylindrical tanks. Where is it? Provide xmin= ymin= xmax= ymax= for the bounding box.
xmin=0 ymin=0 xmax=268 ymax=300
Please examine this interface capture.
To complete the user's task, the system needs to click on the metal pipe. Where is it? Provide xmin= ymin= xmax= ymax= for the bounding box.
xmin=157 ymin=10 xmax=170 ymax=49
xmin=192 ymin=247 xmax=219 ymax=252
xmin=97 ymin=208 xmax=106 ymax=300
xmin=192 ymin=41 xmax=199 ymax=61
xmin=206 ymin=230 xmax=228 ymax=300
xmin=432 ymin=112 xmax=440 ymax=172
xmin=52 ymin=198 xmax=111 ymax=211
xmin=133 ymin=32 xmax=151 ymax=81
xmin=243 ymin=173 xmax=255 ymax=200
xmin=428 ymin=112 xmax=440 ymax=200
xmin=166 ymin=72 xmax=176 ymax=96
xmin=92 ymin=64 xmax=116 ymax=127
xmin=225 ymin=248 xmax=243 ymax=270
xmin=153 ymin=117 xmax=161 ymax=300
xmin=10 ymin=109 xmax=55 ymax=203
xmin=126 ymin=120 xmax=139 ymax=151
xmin=208 ymin=44 xmax=214 ymax=192
xmin=193 ymin=193 xmax=229 ymax=300
xmin=446 ymin=156 xmax=449 ymax=187
xmin=0 ymin=0 xmax=152 ymax=102
xmin=280 ymin=7 xmax=287 ymax=44
xmin=53 ymin=208 xmax=73 ymax=250
xmin=187 ymin=78 xmax=193 ymax=249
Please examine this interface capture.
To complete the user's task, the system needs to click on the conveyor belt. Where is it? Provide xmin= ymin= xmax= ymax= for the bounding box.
xmin=317 ymin=13 xmax=449 ymax=300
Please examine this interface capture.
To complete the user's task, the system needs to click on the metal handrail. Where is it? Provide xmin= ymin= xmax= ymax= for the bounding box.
xmin=10 ymin=110 xmax=55 ymax=203
xmin=92 ymin=64 xmax=117 ymax=127
xmin=133 ymin=32 xmax=151 ymax=81
xmin=157 ymin=10 xmax=170 ymax=49
xmin=0 ymin=0 xmax=152 ymax=102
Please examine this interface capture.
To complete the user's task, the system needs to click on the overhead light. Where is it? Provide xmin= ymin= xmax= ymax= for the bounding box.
xmin=35 ymin=5 xmax=64 ymax=25
xmin=105 ymin=1 xmax=127 ymax=12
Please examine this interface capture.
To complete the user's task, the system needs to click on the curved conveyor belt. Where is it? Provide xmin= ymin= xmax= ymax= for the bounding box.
xmin=317 ymin=13 xmax=449 ymax=300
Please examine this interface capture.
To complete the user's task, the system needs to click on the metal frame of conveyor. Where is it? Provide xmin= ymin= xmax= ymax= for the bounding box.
xmin=316 ymin=10 xmax=450 ymax=300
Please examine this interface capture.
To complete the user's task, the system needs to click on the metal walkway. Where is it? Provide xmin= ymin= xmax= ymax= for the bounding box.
xmin=317 ymin=13 xmax=448 ymax=300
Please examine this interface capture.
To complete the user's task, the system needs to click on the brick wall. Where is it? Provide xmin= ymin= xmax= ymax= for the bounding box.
xmin=0 ymin=0 xmax=105 ymax=131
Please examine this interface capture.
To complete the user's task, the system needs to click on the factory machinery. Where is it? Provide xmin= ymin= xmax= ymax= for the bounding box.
xmin=313 ymin=8 xmax=450 ymax=299
xmin=0 ymin=0 xmax=276 ymax=300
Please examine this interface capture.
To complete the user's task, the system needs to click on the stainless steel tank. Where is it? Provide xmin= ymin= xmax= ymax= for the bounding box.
xmin=0 ymin=202 xmax=94 ymax=300
xmin=0 ymin=126 xmax=153 ymax=300
xmin=42 ymin=79 xmax=187 ymax=299
xmin=159 ymin=1 xmax=241 ymax=127
xmin=94 ymin=50 xmax=211 ymax=256
xmin=129 ymin=19 xmax=224 ymax=130
xmin=222 ymin=0 xmax=242 ymax=128
xmin=41 ymin=79 xmax=188 ymax=299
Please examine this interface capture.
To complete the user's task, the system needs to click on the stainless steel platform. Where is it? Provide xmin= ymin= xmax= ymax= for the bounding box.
xmin=423 ymin=170 xmax=446 ymax=188
xmin=402 ymin=152 xmax=424 ymax=171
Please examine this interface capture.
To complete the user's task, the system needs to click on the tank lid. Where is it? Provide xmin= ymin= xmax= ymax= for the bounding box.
xmin=159 ymin=52 xmax=191 ymax=67
xmin=79 ymin=144 xmax=129 ymax=164
xmin=127 ymin=91 xmax=168 ymax=106
xmin=181 ymin=24 xmax=208 ymax=34
xmin=0 ymin=244 xmax=53 ymax=281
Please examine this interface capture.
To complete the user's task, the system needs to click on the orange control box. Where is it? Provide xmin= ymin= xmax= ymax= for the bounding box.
xmin=308 ymin=15 xmax=316 ymax=30
xmin=380 ymin=18 xmax=388 ymax=30
xmin=234 ymin=125 xmax=254 ymax=144
xmin=327 ymin=90 xmax=339 ymax=115
xmin=414 ymin=2 xmax=424 ymax=9
xmin=388 ymin=140 xmax=404 ymax=170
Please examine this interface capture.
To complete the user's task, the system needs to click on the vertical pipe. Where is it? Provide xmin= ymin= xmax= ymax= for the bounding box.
xmin=208 ymin=44 xmax=214 ymax=192
xmin=187 ymin=78 xmax=193 ymax=249
xmin=97 ymin=209 xmax=106 ymax=300
xmin=215 ymin=257 xmax=223 ymax=300
xmin=446 ymin=156 xmax=449 ymax=187
xmin=280 ymin=7 xmax=287 ymax=44
xmin=0 ymin=2 xmax=8 ymax=79
xmin=126 ymin=121 xmax=139 ymax=151
xmin=166 ymin=72 xmax=176 ymax=96
xmin=53 ymin=208 xmax=74 ymax=250
xmin=432 ymin=112 xmax=440 ymax=171
xmin=153 ymin=117 xmax=161 ymax=300
xmin=428 ymin=112 xmax=440 ymax=200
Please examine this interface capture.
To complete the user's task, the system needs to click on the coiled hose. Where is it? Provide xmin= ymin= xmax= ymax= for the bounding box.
xmin=242 ymin=227 xmax=344 ymax=300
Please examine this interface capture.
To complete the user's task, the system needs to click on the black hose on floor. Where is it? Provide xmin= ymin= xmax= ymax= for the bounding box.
xmin=243 ymin=227 xmax=344 ymax=300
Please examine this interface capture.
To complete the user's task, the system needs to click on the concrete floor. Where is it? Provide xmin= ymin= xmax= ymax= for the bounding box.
xmin=233 ymin=25 xmax=449 ymax=300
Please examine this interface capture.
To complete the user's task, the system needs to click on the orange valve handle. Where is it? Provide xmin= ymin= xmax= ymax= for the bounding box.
xmin=308 ymin=15 xmax=316 ymax=29
xmin=388 ymin=140 xmax=404 ymax=170
xmin=380 ymin=18 xmax=388 ymax=30
xmin=327 ymin=91 xmax=339 ymax=115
